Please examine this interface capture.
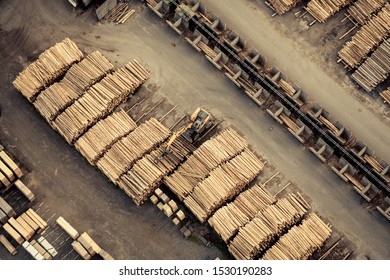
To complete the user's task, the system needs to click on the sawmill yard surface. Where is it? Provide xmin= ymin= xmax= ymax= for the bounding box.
xmin=0 ymin=0 xmax=389 ymax=260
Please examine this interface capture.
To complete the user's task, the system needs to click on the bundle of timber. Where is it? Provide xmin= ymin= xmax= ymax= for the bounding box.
xmin=261 ymin=213 xmax=332 ymax=260
xmin=208 ymin=183 xmax=277 ymax=243
xmin=278 ymin=79 xmax=296 ymax=97
xmin=183 ymin=148 xmax=264 ymax=223
xmin=118 ymin=136 xmax=195 ymax=205
xmin=380 ymin=87 xmax=390 ymax=103
xmin=164 ymin=128 xmax=247 ymax=200
xmin=347 ymin=0 xmax=387 ymax=25
xmin=53 ymin=62 xmax=145 ymax=144
xmin=75 ymin=110 xmax=137 ymax=164
xmin=338 ymin=5 xmax=390 ymax=68
xmin=61 ymin=51 xmax=114 ymax=93
xmin=228 ymin=194 xmax=309 ymax=260
xmin=13 ymin=38 xmax=83 ymax=102
xmin=351 ymin=39 xmax=390 ymax=92
xmin=268 ymin=0 xmax=301 ymax=15
xmin=306 ymin=0 xmax=353 ymax=23
xmin=104 ymin=2 xmax=135 ymax=24
xmin=97 ymin=118 xmax=170 ymax=183
xmin=279 ymin=114 xmax=300 ymax=133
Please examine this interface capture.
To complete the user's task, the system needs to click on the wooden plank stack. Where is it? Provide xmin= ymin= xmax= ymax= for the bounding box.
xmin=261 ymin=213 xmax=332 ymax=260
xmin=52 ymin=62 xmax=144 ymax=144
xmin=13 ymin=38 xmax=83 ymax=102
xmin=228 ymin=194 xmax=309 ymax=260
xmin=183 ymin=148 xmax=264 ymax=223
xmin=75 ymin=110 xmax=137 ymax=164
xmin=380 ymin=87 xmax=390 ymax=103
xmin=208 ymin=183 xmax=277 ymax=243
xmin=96 ymin=118 xmax=170 ymax=183
xmin=104 ymin=2 xmax=135 ymax=24
xmin=268 ymin=0 xmax=301 ymax=15
xmin=118 ymin=136 xmax=195 ymax=205
xmin=347 ymin=0 xmax=387 ymax=25
xmin=338 ymin=5 xmax=390 ymax=68
xmin=164 ymin=128 xmax=247 ymax=200
xmin=351 ymin=38 xmax=390 ymax=92
xmin=305 ymin=0 xmax=353 ymax=23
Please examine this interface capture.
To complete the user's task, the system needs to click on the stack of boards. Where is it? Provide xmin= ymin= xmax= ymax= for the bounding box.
xmin=380 ymin=87 xmax=390 ymax=104
xmin=268 ymin=0 xmax=301 ymax=15
xmin=347 ymin=0 xmax=387 ymax=25
xmin=305 ymin=0 xmax=353 ymax=23
xmin=0 ymin=148 xmax=24 ymax=190
xmin=56 ymin=216 xmax=113 ymax=260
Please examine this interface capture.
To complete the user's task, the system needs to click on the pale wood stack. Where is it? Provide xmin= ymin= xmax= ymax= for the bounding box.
xmin=52 ymin=62 xmax=144 ymax=144
xmin=183 ymin=148 xmax=264 ymax=223
xmin=280 ymin=114 xmax=300 ymax=133
xmin=347 ymin=0 xmax=387 ymax=25
xmin=164 ymin=128 xmax=247 ymax=200
xmin=96 ymin=118 xmax=170 ymax=183
xmin=208 ymin=183 xmax=277 ymax=243
xmin=380 ymin=87 xmax=390 ymax=103
xmin=261 ymin=213 xmax=332 ymax=260
xmin=118 ymin=136 xmax=195 ymax=205
xmin=269 ymin=0 xmax=301 ymax=15
xmin=33 ymin=51 xmax=114 ymax=121
xmin=13 ymin=38 xmax=83 ymax=101
xmin=75 ymin=110 xmax=137 ymax=164
xmin=104 ymin=3 xmax=135 ymax=24
xmin=339 ymin=5 xmax=390 ymax=68
xmin=351 ymin=38 xmax=390 ymax=92
xmin=198 ymin=41 xmax=217 ymax=59
xmin=306 ymin=0 xmax=353 ymax=23
xmin=228 ymin=194 xmax=309 ymax=260
xmin=278 ymin=79 xmax=296 ymax=97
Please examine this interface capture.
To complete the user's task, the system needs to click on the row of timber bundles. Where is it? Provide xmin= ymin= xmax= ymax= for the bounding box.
xmin=33 ymin=51 xmax=114 ymax=122
xmin=305 ymin=0 xmax=354 ymax=23
xmin=380 ymin=87 xmax=390 ymax=104
xmin=269 ymin=0 xmax=301 ymax=15
xmin=13 ymin=38 xmax=83 ymax=101
xmin=338 ymin=4 xmax=390 ymax=68
xmin=118 ymin=136 xmax=195 ymax=205
xmin=347 ymin=0 xmax=387 ymax=25
xmin=164 ymin=128 xmax=247 ymax=200
xmin=96 ymin=118 xmax=170 ymax=183
xmin=261 ymin=213 xmax=332 ymax=260
xmin=228 ymin=194 xmax=309 ymax=260
xmin=183 ymin=148 xmax=264 ymax=223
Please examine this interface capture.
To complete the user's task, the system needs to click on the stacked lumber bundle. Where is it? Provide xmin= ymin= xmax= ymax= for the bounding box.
xmin=13 ymin=38 xmax=83 ymax=102
xmin=279 ymin=114 xmax=300 ymax=133
xmin=380 ymin=87 xmax=390 ymax=103
xmin=52 ymin=62 xmax=144 ymax=144
xmin=306 ymin=0 xmax=353 ymax=23
xmin=278 ymin=79 xmax=296 ymax=97
xmin=75 ymin=110 xmax=137 ymax=164
xmin=97 ymin=118 xmax=170 ymax=183
xmin=0 ymin=149 xmax=23 ymax=190
xmin=228 ymin=194 xmax=309 ymax=260
xmin=347 ymin=0 xmax=387 ymax=25
xmin=363 ymin=154 xmax=384 ymax=173
xmin=261 ymin=213 xmax=332 ymax=260
xmin=198 ymin=41 xmax=217 ymax=59
xmin=351 ymin=39 xmax=390 ymax=92
xmin=183 ymin=148 xmax=264 ymax=223
xmin=118 ymin=136 xmax=195 ymax=205
xmin=338 ymin=5 xmax=390 ymax=68
xmin=268 ymin=0 xmax=301 ymax=15
xmin=208 ymin=183 xmax=277 ymax=243
xmin=164 ymin=128 xmax=247 ymax=200
xmin=104 ymin=3 xmax=135 ymax=24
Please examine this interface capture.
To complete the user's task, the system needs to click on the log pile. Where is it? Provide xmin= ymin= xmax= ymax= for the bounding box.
xmin=164 ymin=128 xmax=247 ymax=200
xmin=261 ymin=213 xmax=332 ymax=260
xmin=118 ymin=136 xmax=195 ymax=205
xmin=104 ymin=3 xmax=135 ymax=24
xmin=347 ymin=0 xmax=387 ymax=25
xmin=305 ymin=0 xmax=353 ymax=23
xmin=96 ymin=118 xmax=170 ymax=183
xmin=228 ymin=194 xmax=309 ymax=260
xmin=279 ymin=114 xmax=300 ymax=133
xmin=198 ymin=41 xmax=217 ymax=59
xmin=338 ymin=5 xmax=390 ymax=68
xmin=278 ymin=79 xmax=296 ymax=97
xmin=380 ymin=87 xmax=390 ymax=103
xmin=33 ymin=51 xmax=114 ymax=121
xmin=351 ymin=39 xmax=390 ymax=92
xmin=13 ymin=38 xmax=83 ymax=102
xmin=183 ymin=148 xmax=264 ymax=223
xmin=268 ymin=0 xmax=301 ymax=15
xmin=208 ymin=183 xmax=276 ymax=243
xmin=74 ymin=110 xmax=137 ymax=164
xmin=52 ymin=62 xmax=145 ymax=144
xmin=363 ymin=154 xmax=384 ymax=173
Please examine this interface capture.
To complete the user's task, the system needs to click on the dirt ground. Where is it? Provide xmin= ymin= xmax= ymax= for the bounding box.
xmin=0 ymin=0 xmax=389 ymax=260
